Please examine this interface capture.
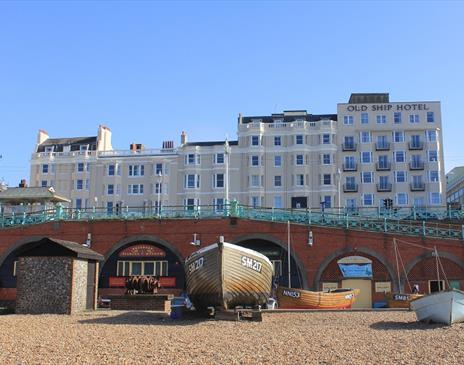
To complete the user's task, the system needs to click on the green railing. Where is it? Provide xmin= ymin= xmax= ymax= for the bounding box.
xmin=1 ymin=202 xmax=463 ymax=240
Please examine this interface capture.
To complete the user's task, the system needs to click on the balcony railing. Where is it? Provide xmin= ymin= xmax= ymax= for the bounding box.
xmin=342 ymin=143 xmax=357 ymax=151
xmin=343 ymin=183 xmax=358 ymax=192
xmin=343 ymin=163 xmax=358 ymax=171
xmin=377 ymin=183 xmax=392 ymax=192
xmin=408 ymin=141 xmax=424 ymax=150
xmin=376 ymin=162 xmax=391 ymax=171
xmin=409 ymin=161 xmax=425 ymax=170
xmin=410 ymin=182 xmax=426 ymax=191
xmin=375 ymin=142 xmax=391 ymax=151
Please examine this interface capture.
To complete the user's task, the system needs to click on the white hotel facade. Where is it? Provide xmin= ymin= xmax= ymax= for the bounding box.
xmin=29 ymin=93 xmax=445 ymax=212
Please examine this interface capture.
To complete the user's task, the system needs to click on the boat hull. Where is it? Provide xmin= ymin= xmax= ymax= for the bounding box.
xmin=276 ymin=287 xmax=360 ymax=309
xmin=387 ymin=293 xmax=423 ymax=309
xmin=185 ymin=242 xmax=273 ymax=311
xmin=410 ymin=289 xmax=464 ymax=325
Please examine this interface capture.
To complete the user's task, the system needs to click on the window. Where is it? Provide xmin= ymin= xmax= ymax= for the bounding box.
xmin=393 ymin=131 xmax=404 ymax=143
xmin=155 ymin=182 xmax=162 ymax=194
xmin=185 ymin=154 xmax=200 ymax=165
xmin=426 ymin=130 xmax=437 ymax=142
xmin=345 ymin=176 xmax=355 ymax=186
xmin=107 ymin=184 xmax=114 ymax=195
xmin=274 ymin=176 xmax=282 ymax=187
xmin=427 ymin=112 xmax=434 ymax=123
xmin=85 ymin=179 xmax=90 ymax=190
xmin=409 ymin=114 xmax=420 ymax=123
xmin=361 ymin=151 xmax=372 ymax=163
xmin=296 ymin=154 xmax=304 ymax=165
xmin=361 ymin=172 xmax=374 ymax=183
xmin=185 ymin=174 xmax=200 ymax=189
xmin=360 ymin=131 xmax=371 ymax=143
xmin=107 ymin=202 xmax=114 ymax=214
xmin=128 ymin=165 xmax=144 ymax=176
xmin=363 ymin=193 xmax=374 ymax=206
xmin=396 ymin=193 xmax=408 ymax=205
xmin=414 ymin=197 xmax=425 ymax=208
xmin=395 ymin=151 xmax=405 ymax=163
xmin=273 ymin=196 xmax=283 ymax=209
xmin=429 ymin=280 xmax=445 ymax=293
xmin=213 ymin=198 xmax=224 ymax=212
xmin=251 ymin=155 xmax=259 ymax=166
xmin=251 ymin=135 xmax=260 ymax=146
xmin=42 ymin=164 xmax=49 ymax=174
xmin=274 ymin=136 xmax=281 ymax=146
xmin=251 ymin=175 xmax=260 ymax=187
xmin=395 ymin=171 xmax=407 ymax=183
xmin=296 ymin=174 xmax=304 ymax=186
xmin=429 ymin=171 xmax=439 ymax=182
xmin=44 ymin=146 xmax=54 ymax=153
xmin=108 ymin=165 xmax=115 ymax=176
xmin=75 ymin=198 xmax=82 ymax=210
xmin=296 ymin=135 xmax=304 ymax=145
xmin=41 ymin=180 xmax=47 ymax=187
xmin=430 ymin=192 xmax=441 ymax=205
xmin=251 ymin=196 xmax=259 ymax=208
xmin=128 ymin=184 xmax=144 ymax=195
xmin=77 ymin=163 xmax=84 ymax=172
xmin=376 ymin=115 xmax=386 ymax=124
xmin=215 ymin=174 xmax=224 ymax=188
xmin=80 ymin=144 xmax=89 ymax=151
xmin=322 ymin=134 xmax=330 ymax=144
xmin=185 ymin=198 xmax=196 ymax=210
xmin=76 ymin=179 xmax=83 ymax=190
xmin=323 ymin=196 xmax=332 ymax=208
xmin=117 ymin=260 xmax=168 ymax=277
xmin=428 ymin=150 xmax=438 ymax=162
xmin=344 ymin=156 xmax=355 ymax=169
xmin=361 ymin=113 xmax=368 ymax=124
xmin=322 ymin=154 xmax=331 ymax=165
xmin=394 ymin=112 xmax=402 ymax=124
xmin=215 ymin=153 xmax=224 ymax=164
xmin=323 ymin=174 xmax=331 ymax=185
xmin=274 ymin=155 xmax=282 ymax=167
xmin=344 ymin=136 xmax=355 ymax=148
xmin=344 ymin=115 xmax=354 ymax=125
xmin=155 ymin=163 xmax=163 ymax=175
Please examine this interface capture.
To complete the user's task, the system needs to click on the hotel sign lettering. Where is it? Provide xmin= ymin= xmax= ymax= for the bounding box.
xmin=119 ymin=244 xmax=166 ymax=258
xmin=346 ymin=103 xmax=430 ymax=112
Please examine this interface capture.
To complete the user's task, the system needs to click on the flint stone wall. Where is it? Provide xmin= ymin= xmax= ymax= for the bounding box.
xmin=71 ymin=259 xmax=88 ymax=313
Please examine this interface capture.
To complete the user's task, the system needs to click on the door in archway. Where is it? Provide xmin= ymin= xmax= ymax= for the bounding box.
xmin=342 ymin=279 xmax=372 ymax=308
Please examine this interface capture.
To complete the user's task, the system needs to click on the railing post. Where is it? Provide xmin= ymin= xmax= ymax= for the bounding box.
xmin=413 ymin=206 xmax=416 ymax=220
xmin=461 ymin=225 xmax=464 ymax=240
xmin=422 ymin=221 xmax=426 ymax=236
xmin=378 ymin=206 xmax=381 ymax=219
xmin=345 ymin=213 xmax=349 ymax=229
xmin=384 ymin=217 xmax=387 ymax=232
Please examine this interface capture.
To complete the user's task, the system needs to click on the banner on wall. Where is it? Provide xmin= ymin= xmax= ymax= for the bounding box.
xmin=338 ymin=263 xmax=373 ymax=278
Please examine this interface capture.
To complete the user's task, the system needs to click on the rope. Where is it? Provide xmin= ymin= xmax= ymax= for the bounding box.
xmin=395 ymin=238 xmax=435 ymax=251
xmin=398 ymin=245 xmax=413 ymax=292
xmin=436 ymin=252 xmax=450 ymax=289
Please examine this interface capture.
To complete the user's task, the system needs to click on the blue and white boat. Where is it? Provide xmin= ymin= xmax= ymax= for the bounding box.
xmin=410 ymin=289 xmax=464 ymax=325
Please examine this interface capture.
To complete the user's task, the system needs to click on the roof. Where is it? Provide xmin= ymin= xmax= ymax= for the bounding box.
xmin=446 ymin=166 xmax=464 ymax=190
xmin=37 ymin=136 xmax=97 ymax=152
xmin=184 ymin=140 xmax=239 ymax=147
xmin=17 ymin=237 xmax=104 ymax=261
xmin=241 ymin=113 xmax=337 ymax=124
xmin=0 ymin=187 xmax=71 ymax=204
xmin=348 ymin=93 xmax=390 ymax=104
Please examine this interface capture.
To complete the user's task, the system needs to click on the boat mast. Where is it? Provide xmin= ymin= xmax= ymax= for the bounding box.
xmin=287 ymin=220 xmax=291 ymax=288
xmin=393 ymin=238 xmax=402 ymax=294
xmin=434 ymin=246 xmax=441 ymax=291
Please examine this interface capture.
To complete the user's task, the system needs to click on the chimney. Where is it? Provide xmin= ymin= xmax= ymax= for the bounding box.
xmin=97 ymin=124 xmax=113 ymax=151
xmin=130 ymin=143 xmax=144 ymax=151
xmin=162 ymin=141 xmax=174 ymax=149
xmin=37 ymin=129 xmax=49 ymax=145
xmin=238 ymin=113 xmax=243 ymax=125
xmin=181 ymin=131 xmax=187 ymax=145
xmin=19 ymin=179 xmax=28 ymax=188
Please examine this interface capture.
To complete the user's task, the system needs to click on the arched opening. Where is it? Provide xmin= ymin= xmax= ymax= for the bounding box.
xmin=99 ymin=238 xmax=185 ymax=298
xmin=231 ymin=237 xmax=306 ymax=289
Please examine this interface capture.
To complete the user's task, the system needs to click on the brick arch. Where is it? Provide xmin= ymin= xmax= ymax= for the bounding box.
xmin=313 ymin=247 xmax=398 ymax=291
xmin=405 ymin=251 xmax=464 ymax=282
xmin=0 ymin=235 xmax=52 ymax=268
xmin=230 ymin=233 xmax=309 ymax=289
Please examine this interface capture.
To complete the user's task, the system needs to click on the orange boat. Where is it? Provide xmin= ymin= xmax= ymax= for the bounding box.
xmin=386 ymin=293 xmax=423 ymax=309
xmin=276 ymin=286 xmax=360 ymax=309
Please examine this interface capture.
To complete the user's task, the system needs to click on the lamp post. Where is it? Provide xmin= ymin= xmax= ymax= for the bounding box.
xmin=337 ymin=168 xmax=341 ymax=215
xmin=224 ymin=138 xmax=231 ymax=213
xmin=157 ymin=171 xmax=163 ymax=217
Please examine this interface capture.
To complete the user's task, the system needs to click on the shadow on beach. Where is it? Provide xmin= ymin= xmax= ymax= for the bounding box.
xmin=78 ymin=311 xmax=206 ymax=326
xmin=370 ymin=320 xmax=448 ymax=331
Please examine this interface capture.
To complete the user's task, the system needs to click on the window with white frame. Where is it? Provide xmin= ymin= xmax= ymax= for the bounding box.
xmin=85 ymin=179 xmax=90 ymax=190
xmin=376 ymin=115 xmax=387 ymax=124
xmin=322 ymin=154 xmax=331 ymax=165
xmin=323 ymin=196 xmax=332 ymax=208
xmin=107 ymin=184 xmax=114 ymax=195
xmin=251 ymin=196 xmax=259 ymax=208
xmin=274 ymin=136 xmax=281 ymax=146
xmin=251 ymin=155 xmax=259 ymax=166
xmin=76 ymin=179 xmax=83 ymax=190
xmin=127 ymin=184 xmax=144 ymax=195
xmin=215 ymin=153 xmax=224 ymax=164
xmin=361 ymin=172 xmax=374 ymax=183
xmin=394 ymin=112 xmax=402 ymax=124
xmin=108 ymin=164 xmax=115 ymax=176
xmin=361 ymin=151 xmax=372 ymax=163
xmin=77 ymin=162 xmax=84 ymax=172
xmin=296 ymin=135 xmax=304 ymax=145
xmin=323 ymin=174 xmax=331 ymax=185
xmin=128 ymin=165 xmax=144 ymax=177
xmin=185 ymin=154 xmax=200 ymax=165
xmin=274 ymin=176 xmax=282 ymax=187
xmin=274 ymin=155 xmax=282 ymax=167
xmin=361 ymin=113 xmax=368 ymax=124
xmin=296 ymin=174 xmax=304 ymax=186
xmin=396 ymin=193 xmax=408 ymax=205
xmin=395 ymin=171 xmax=407 ymax=183
xmin=395 ymin=151 xmax=405 ymax=163
xmin=185 ymin=174 xmax=200 ymax=188
xmin=117 ymin=260 xmax=168 ymax=276
xmin=427 ymin=112 xmax=434 ymax=123
xmin=429 ymin=171 xmax=439 ymax=182
xmin=184 ymin=198 xmax=197 ymax=210
xmin=430 ymin=192 xmax=441 ymax=205
xmin=213 ymin=198 xmax=224 ymax=212
xmin=296 ymin=154 xmax=304 ymax=165
xmin=41 ymin=180 xmax=47 ymax=187
xmin=155 ymin=163 xmax=163 ymax=175
xmin=428 ymin=150 xmax=438 ymax=162
xmin=251 ymin=135 xmax=260 ymax=146
xmin=42 ymin=164 xmax=49 ymax=174
xmin=393 ymin=131 xmax=404 ymax=142
xmin=75 ymin=198 xmax=82 ymax=210
xmin=344 ymin=115 xmax=354 ymax=125
xmin=251 ymin=175 xmax=260 ymax=187
xmin=322 ymin=134 xmax=330 ymax=144
xmin=360 ymin=131 xmax=371 ymax=143
xmin=214 ymin=173 xmax=224 ymax=188
xmin=154 ymin=182 xmax=162 ymax=194
xmin=273 ymin=196 xmax=282 ymax=209
xmin=426 ymin=130 xmax=437 ymax=142
xmin=409 ymin=114 xmax=420 ymax=123
xmin=363 ymin=193 xmax=374 ymax=206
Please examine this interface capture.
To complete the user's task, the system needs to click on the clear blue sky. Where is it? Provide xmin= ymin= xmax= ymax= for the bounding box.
xmin=1 ymin=1 xmax=463 ymax=186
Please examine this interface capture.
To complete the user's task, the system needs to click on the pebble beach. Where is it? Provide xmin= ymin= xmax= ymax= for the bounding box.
xmin=0 ymin=310 xmax=463 ymax=364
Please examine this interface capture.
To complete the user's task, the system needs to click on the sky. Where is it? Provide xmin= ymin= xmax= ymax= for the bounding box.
xmin=0 ymin=1 xmax=463 ymax=186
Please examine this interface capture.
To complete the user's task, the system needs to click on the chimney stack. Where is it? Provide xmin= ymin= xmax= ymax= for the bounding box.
xmin=181 ymin=131 xmax=188 ymax=145
xmin=19 ymin=179 xmax=28 ymax=188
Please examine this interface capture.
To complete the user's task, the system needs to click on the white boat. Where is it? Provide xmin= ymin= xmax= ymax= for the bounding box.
xmin=410 ymin=289 xmax=464 ymax=325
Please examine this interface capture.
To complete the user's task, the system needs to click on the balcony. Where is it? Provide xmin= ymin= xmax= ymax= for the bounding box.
xmin=343 ymin=162 xmax=358 ymax=171
xmin=377 ymin=183 xmax=392 ymax=192
xmin=376 ymin=162 xmax=391 ymax=171
xmin=343 ymin=183 xmax=358 ymax=192
xmin=408 ymin=141 xmax=424 ymax=150
xmin=410 ymin=182 xmax=426 ymax=191
xmin=342 ymin=143 xmax=357 ymax=151
xmin=409 ymin=161 xmax=425 ymax=170
xmin=375 ymin=142 xmax=391 ymax=151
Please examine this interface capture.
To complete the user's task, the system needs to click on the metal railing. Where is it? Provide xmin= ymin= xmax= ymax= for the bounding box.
xmin=1 ymin=202 xmax=464 ymax=240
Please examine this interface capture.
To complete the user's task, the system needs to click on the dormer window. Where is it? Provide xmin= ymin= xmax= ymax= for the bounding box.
xmin=44 ymin=146 xmax=54 ymax=153
xmin=80 ymin=145 xmax=89 ymax=151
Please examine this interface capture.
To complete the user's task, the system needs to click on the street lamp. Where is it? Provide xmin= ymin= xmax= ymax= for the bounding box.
xmin=157 ymin=171 xmax=163 ymax=217
xmin=337 ymin=168 xmax=341 ymax=215
xmin=224 ymin=137 xmax=231 ymax=212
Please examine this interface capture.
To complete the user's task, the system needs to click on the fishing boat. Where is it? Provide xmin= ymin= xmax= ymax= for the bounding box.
xmin=185 ymin=237 xmax=273 ymax=311
xmin=276 ymin=286 xmax=360 ymax=309
xmin=410 ymin=289 xmax=464 ymax=325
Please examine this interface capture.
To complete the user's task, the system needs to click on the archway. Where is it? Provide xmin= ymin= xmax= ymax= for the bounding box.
xmin=231 ymin=233 xmax=308 ymax=289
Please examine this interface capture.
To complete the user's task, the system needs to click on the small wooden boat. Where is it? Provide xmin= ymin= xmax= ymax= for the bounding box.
xmin=185 ymin=239 xmax=273 ymax=311
xmin=410 ymin=289 xmax=464 ymax=325
xmin=386 ymin=293 xmax=423 ymax=309
xmin=276 ymin=286 xmax=360 ymax=309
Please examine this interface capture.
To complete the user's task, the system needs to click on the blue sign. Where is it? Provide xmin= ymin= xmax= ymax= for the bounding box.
xmin=338 ymin=263 xmax=373 ymax=278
